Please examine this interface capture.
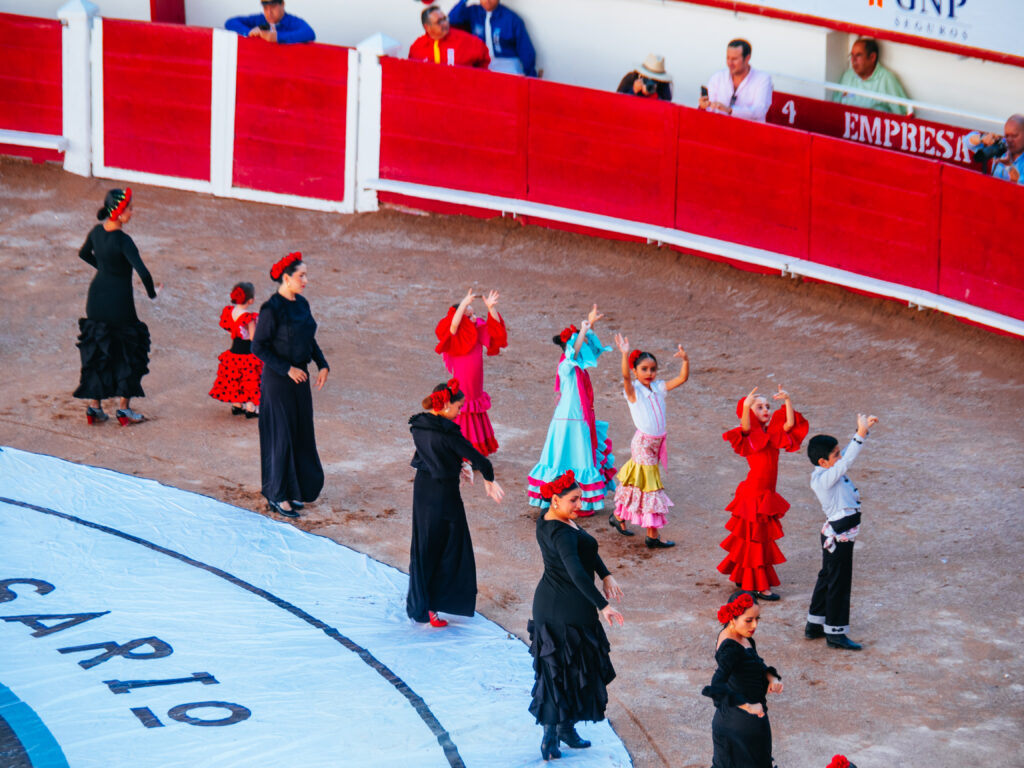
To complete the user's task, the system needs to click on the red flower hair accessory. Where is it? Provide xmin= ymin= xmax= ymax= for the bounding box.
xmin=446 ymin=378 xmax=461 ymax=396
xmin=559 ymin=324 xmax=578 ymax=343
xmin=716 ymin=593 xmax=754 ymax=624
xmin=270 ymin=251 xmax=302 ymax=281
xmin=628 ymin=350 xmax=642 ymax=368
xmin=539 ymin=470 xmax=576 ymax=500
xmin=108 ymin=188 xmax=132 ymax=220
xmin=429 ymin=389 xmax=451 ymax=412
xmin=230 ymin=286 xmax=248 ymax=305
xmin=827 ymin=757 xmax=852 ymax=768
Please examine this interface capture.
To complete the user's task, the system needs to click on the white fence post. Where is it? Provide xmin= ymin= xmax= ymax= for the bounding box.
xmin=57 ymin=0 xmax=98 ymax=177
xmin=354 ymin=33 xmax=400 ymax=213
xmin=210 ymin=28 xmax=238 ymax=197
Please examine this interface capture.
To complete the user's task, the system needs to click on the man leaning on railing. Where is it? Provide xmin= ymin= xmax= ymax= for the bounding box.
xmin=962 ymin=115 xmax=1024 ymax=185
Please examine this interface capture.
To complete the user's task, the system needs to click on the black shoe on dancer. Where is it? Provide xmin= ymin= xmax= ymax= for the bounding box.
xmin=645 ymin=535 xmax=675 ymax=549
xmin=116 ymin=407 xmax=146 ymax=426
xmin=557 ymin=722 xmax=591 ymax=749
xmin=86 ymin=406 xmax=109 ymax=425
xmin=609 ymin=513 xmax=634 ymax=536
xmin=540 ymin=724 xmax=562 ymax=761
xmin=267 ymin=499 xmax=299 ymax=518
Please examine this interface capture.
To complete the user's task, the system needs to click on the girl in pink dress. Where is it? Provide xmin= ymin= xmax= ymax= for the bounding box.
xmin=434 ymin=289 xmax=508 ymax=456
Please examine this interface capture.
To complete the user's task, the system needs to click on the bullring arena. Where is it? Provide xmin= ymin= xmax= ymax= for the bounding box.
xmin=2 ymin=1 xmax=1024 ymax=767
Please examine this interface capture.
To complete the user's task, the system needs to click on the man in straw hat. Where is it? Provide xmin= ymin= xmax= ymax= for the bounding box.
xmin=617 ymin=54 xmax=673 ymax=102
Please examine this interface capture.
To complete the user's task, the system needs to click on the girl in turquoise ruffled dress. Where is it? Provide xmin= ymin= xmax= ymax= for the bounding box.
xmin=527 ymin=305 xmax=616 ymax=516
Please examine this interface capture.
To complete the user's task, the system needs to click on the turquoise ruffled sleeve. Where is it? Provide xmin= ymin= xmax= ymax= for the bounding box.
xmin=563 ymin=330 xmax=611 ymax=371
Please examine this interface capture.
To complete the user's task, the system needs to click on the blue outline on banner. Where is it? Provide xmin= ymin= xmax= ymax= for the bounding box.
xmin=0 ymin=682 xmax=70 ymax=768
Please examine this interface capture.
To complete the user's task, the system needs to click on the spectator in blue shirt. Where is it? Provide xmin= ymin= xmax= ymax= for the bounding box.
xmin=225 ymin=0 xmax=315 ymax=44
xmin=448 ymin=0 xmax=537 ymax=76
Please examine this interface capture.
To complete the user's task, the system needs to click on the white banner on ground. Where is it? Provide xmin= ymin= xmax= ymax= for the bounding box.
xmin=742 ymin=0 xmax=1022 ymax=59
xmin=0 ymin=447 xmax=631 ymax=767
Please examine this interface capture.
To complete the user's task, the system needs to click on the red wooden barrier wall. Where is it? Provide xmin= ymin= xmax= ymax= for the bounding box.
xmin=808 ymin=135 xmax=941 ymax=293
xmin=380 ymin=58 xmax=528 ymax=200
xmin=0 ymin=13 xmax=62 ymax=163
xmin=234 ymin=40 xmax=349 ymax=200
xmin=676 ymin=108 xmax=810 ymax=257
xmin=527 ymin=81 xmax=678 ymax=228
xmin=939 ymin=166 xmax=1024 ymax=321
xmin=103 ymin=20 xmax=211 ymax=181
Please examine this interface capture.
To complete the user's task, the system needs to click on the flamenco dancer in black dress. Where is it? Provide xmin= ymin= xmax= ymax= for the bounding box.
xmin=529 ymin=470 xmax=624 ymax=761
xmin=407 ymin=380 xmax=505 ymax=628
xmin=252 ymin=252 xmax=329 ymax=518
xmin=74 ymin=188 xmax=159 ymax=425
xmin=702 ymin=591 xmax=784 ymax=768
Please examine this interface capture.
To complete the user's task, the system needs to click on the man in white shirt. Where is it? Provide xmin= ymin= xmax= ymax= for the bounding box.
xmin=699 ymin=38 xmax=773 ymax=122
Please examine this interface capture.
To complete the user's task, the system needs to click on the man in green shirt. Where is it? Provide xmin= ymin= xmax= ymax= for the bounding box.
xmin=831 ymin=38 xmax=909 ymax=116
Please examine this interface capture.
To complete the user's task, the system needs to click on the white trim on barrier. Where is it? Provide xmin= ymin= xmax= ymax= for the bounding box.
xmin=58 ymin=0 xmax=97 ymax=177
xmin=88 ymin=13 xmax=104 ymax=174
xmin=210 ymin=28 xmax=238 ymax=197
xmin=0 ymin=130 xmax=68 ymax=152
xmin=364 ymin=178 xmax=1024 ymax=339
xmin=225 ymin=186 xmax=354 ymax=212
xmin=343 ymin=47 xmax=359 ymax=214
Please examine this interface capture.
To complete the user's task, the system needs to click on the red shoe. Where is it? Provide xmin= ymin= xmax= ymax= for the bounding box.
xmin=428 ymin=611 xmax=448 ymax=628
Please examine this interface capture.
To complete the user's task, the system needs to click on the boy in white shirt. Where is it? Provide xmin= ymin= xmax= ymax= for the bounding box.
xmin=804 ymin=413 xmax=879 ymax=651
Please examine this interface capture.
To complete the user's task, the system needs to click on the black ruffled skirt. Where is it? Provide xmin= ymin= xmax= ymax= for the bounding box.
xmin=527 ymin=619 xmax=616 ymax=725
xmin=73 ymin=318 xmax=151 ymax=400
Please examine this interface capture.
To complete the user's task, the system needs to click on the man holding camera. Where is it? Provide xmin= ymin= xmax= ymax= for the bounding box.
xmin=225 ymin=0 xmax=315 ymax=44
xmin=616 ymin=54 xmax=673 ymax=102
xmin=963 ymin=115 xmax=1024 ymax=185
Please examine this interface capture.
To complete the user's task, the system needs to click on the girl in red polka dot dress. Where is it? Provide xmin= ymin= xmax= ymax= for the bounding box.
xmin=209 ymin=282 xmax=262 ymax=418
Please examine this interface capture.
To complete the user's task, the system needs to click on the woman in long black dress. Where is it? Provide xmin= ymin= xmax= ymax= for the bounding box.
xmin=252 ymin=252 xmax=329 ymax=518
xmin=407 ymin=380 xmax=505 ymax=628
xmin=529 ymin=470 xmax=624 ymax=761
xmin=74 ymin=188 xmax=159 ymax=425
xmin=701 ymin=591 xmax=784 ymax=768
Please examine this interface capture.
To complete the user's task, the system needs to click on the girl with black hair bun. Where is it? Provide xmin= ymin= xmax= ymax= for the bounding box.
xmin=701 ymin=591 xmax=783 ymax=768
xmin=608 ymin=332 xmax=690 ymax=548
xmin=252 ymin=252 xmax=329 ymax=518
xmin=406 ymin=379 xmax=504 ymax=628
xmin=526 ymin=304 xmax=616 ymax=516
xmin=74 ymin=187 xmax=160 ymax=425
xmin=528 ymin=470 xmax=623 ymax=761
xmin=209 ymin=281 xmax=262 ymax=417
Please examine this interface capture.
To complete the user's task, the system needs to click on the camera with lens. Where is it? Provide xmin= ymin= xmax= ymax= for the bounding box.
xmin=972 ymin=137 xmax=1007 ymax=163
xmin=641 ymin=77 xmax=660 ymax=93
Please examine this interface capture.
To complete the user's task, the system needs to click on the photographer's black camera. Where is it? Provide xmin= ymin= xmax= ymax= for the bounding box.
xmin=641 ymin=77 xmax=660 ymax=93
xmin=972 ymin=137 xmax=1007 ymax=163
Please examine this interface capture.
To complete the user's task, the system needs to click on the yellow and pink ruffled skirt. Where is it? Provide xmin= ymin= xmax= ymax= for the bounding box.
xmin=613 ymin=431 xmax=672 ymax=529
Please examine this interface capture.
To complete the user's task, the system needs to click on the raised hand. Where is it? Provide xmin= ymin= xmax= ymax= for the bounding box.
xmin=460 ymin=287 xmax=476 ymax=307
xmin=587 ymin=303 xmax=604 ymax=326
xmin=673 ymin=344 xmax=688 ymax=361
xmin=743 ymin=387 xmax=760 ymax=408
xmin=772 ymin=385 xmax=790 ymax=401
xmin=614 ymin=333 xmax=630 ymax=354
xmin=482 ymin=289 xmax=500 ymax=310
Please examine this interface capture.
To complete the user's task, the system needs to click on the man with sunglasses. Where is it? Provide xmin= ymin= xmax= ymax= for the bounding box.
xmin=410 ymin=5 xmax=490 ymax=69
xmin=698 ymin=38 xmax=772 ymax=122
xmin=226 ymin=0 xmax=315 ymax=44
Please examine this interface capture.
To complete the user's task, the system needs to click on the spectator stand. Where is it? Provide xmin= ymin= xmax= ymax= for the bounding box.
xmin=89 ymin=16 xmax=357 ymax=212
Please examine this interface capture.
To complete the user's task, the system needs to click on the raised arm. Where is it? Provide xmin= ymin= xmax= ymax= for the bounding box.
xmin=772 ymin=385 xmax=794 ymax=431
xmin=740 ymin=387 xmax=757 ymax=433
xmin=482 ymin=289 xmax=502 ymax=323
xmin=614 ymin=333 xmax=636 ymax=403
xmin=449 ymin=288 xmax=475 ymax=334
xmin=665 ymin=344 xmax=690 ymax=392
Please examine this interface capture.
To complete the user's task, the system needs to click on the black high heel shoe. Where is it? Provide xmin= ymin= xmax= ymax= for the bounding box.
xmin=290 ymin=501 xmax=304 ymax=510
xmin=540 ymin=724 xmax=562 ymax=761
xmin=557 ymin=722 xmax=591 ymax=749
xmin=86 ymin=406 xmax=109 ymax=425
xmin=231 ymin=406 xmax=245 ymax=416
xmin=608 ymin=513 xmax=634 ymax=536
xmin=267 ymin=499 xmax=299 ymax=518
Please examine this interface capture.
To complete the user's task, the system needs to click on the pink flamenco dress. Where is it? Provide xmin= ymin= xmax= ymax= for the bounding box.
xmin=717 ymin=399 xmax=808 ymax=592
xmin=434 ymin=308 xmax=508 ymax=456
xmin=209 ymin=306 xmax=263 ymax=406
xmin=613 ymin=380 xmax=672 ymax=530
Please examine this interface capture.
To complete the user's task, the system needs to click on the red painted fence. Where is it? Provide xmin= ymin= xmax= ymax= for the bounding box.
xmin=0 ymin=13 xmax=61 ymax=163
xmin=377 ymin=59 xmax=1024 ymax=323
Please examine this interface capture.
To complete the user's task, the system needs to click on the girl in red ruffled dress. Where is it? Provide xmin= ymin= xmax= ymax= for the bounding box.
xmin=718 ymin=386 xmax=808 ymax=599
xmin=209 ymin=282 xmax=262 ymax=418
xmin=434 ymin=288 xmax=508 ymax=456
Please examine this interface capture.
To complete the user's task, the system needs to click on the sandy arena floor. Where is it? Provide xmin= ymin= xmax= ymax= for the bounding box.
xmin=1 ymin=156 xmax=1023 ymax=768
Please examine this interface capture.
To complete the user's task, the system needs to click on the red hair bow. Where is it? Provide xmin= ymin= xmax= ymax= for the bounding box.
xmin=270 ymin=251 xmax=302 ymax=281
xmin=446 ymin=378 xmax=461 ymax=396
xmin=539 ymin=470 xmax=576 ymax=500
xmin=108 ymin=187 xmax=132 ymax=220
xmin=559 ymin=324 xmax=578 ymax=343
xmin=716 ymin=593 xmax=754 ymax=624
xmin=628 ymin=350 xmax=642 ymax=368
xmin=827 ymin=758 xmax=851 ymax=768
xmin=429 ymin=389 xmax=451 ymax=412
xmin=230 ymin=286 xmax=247 ymax=305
